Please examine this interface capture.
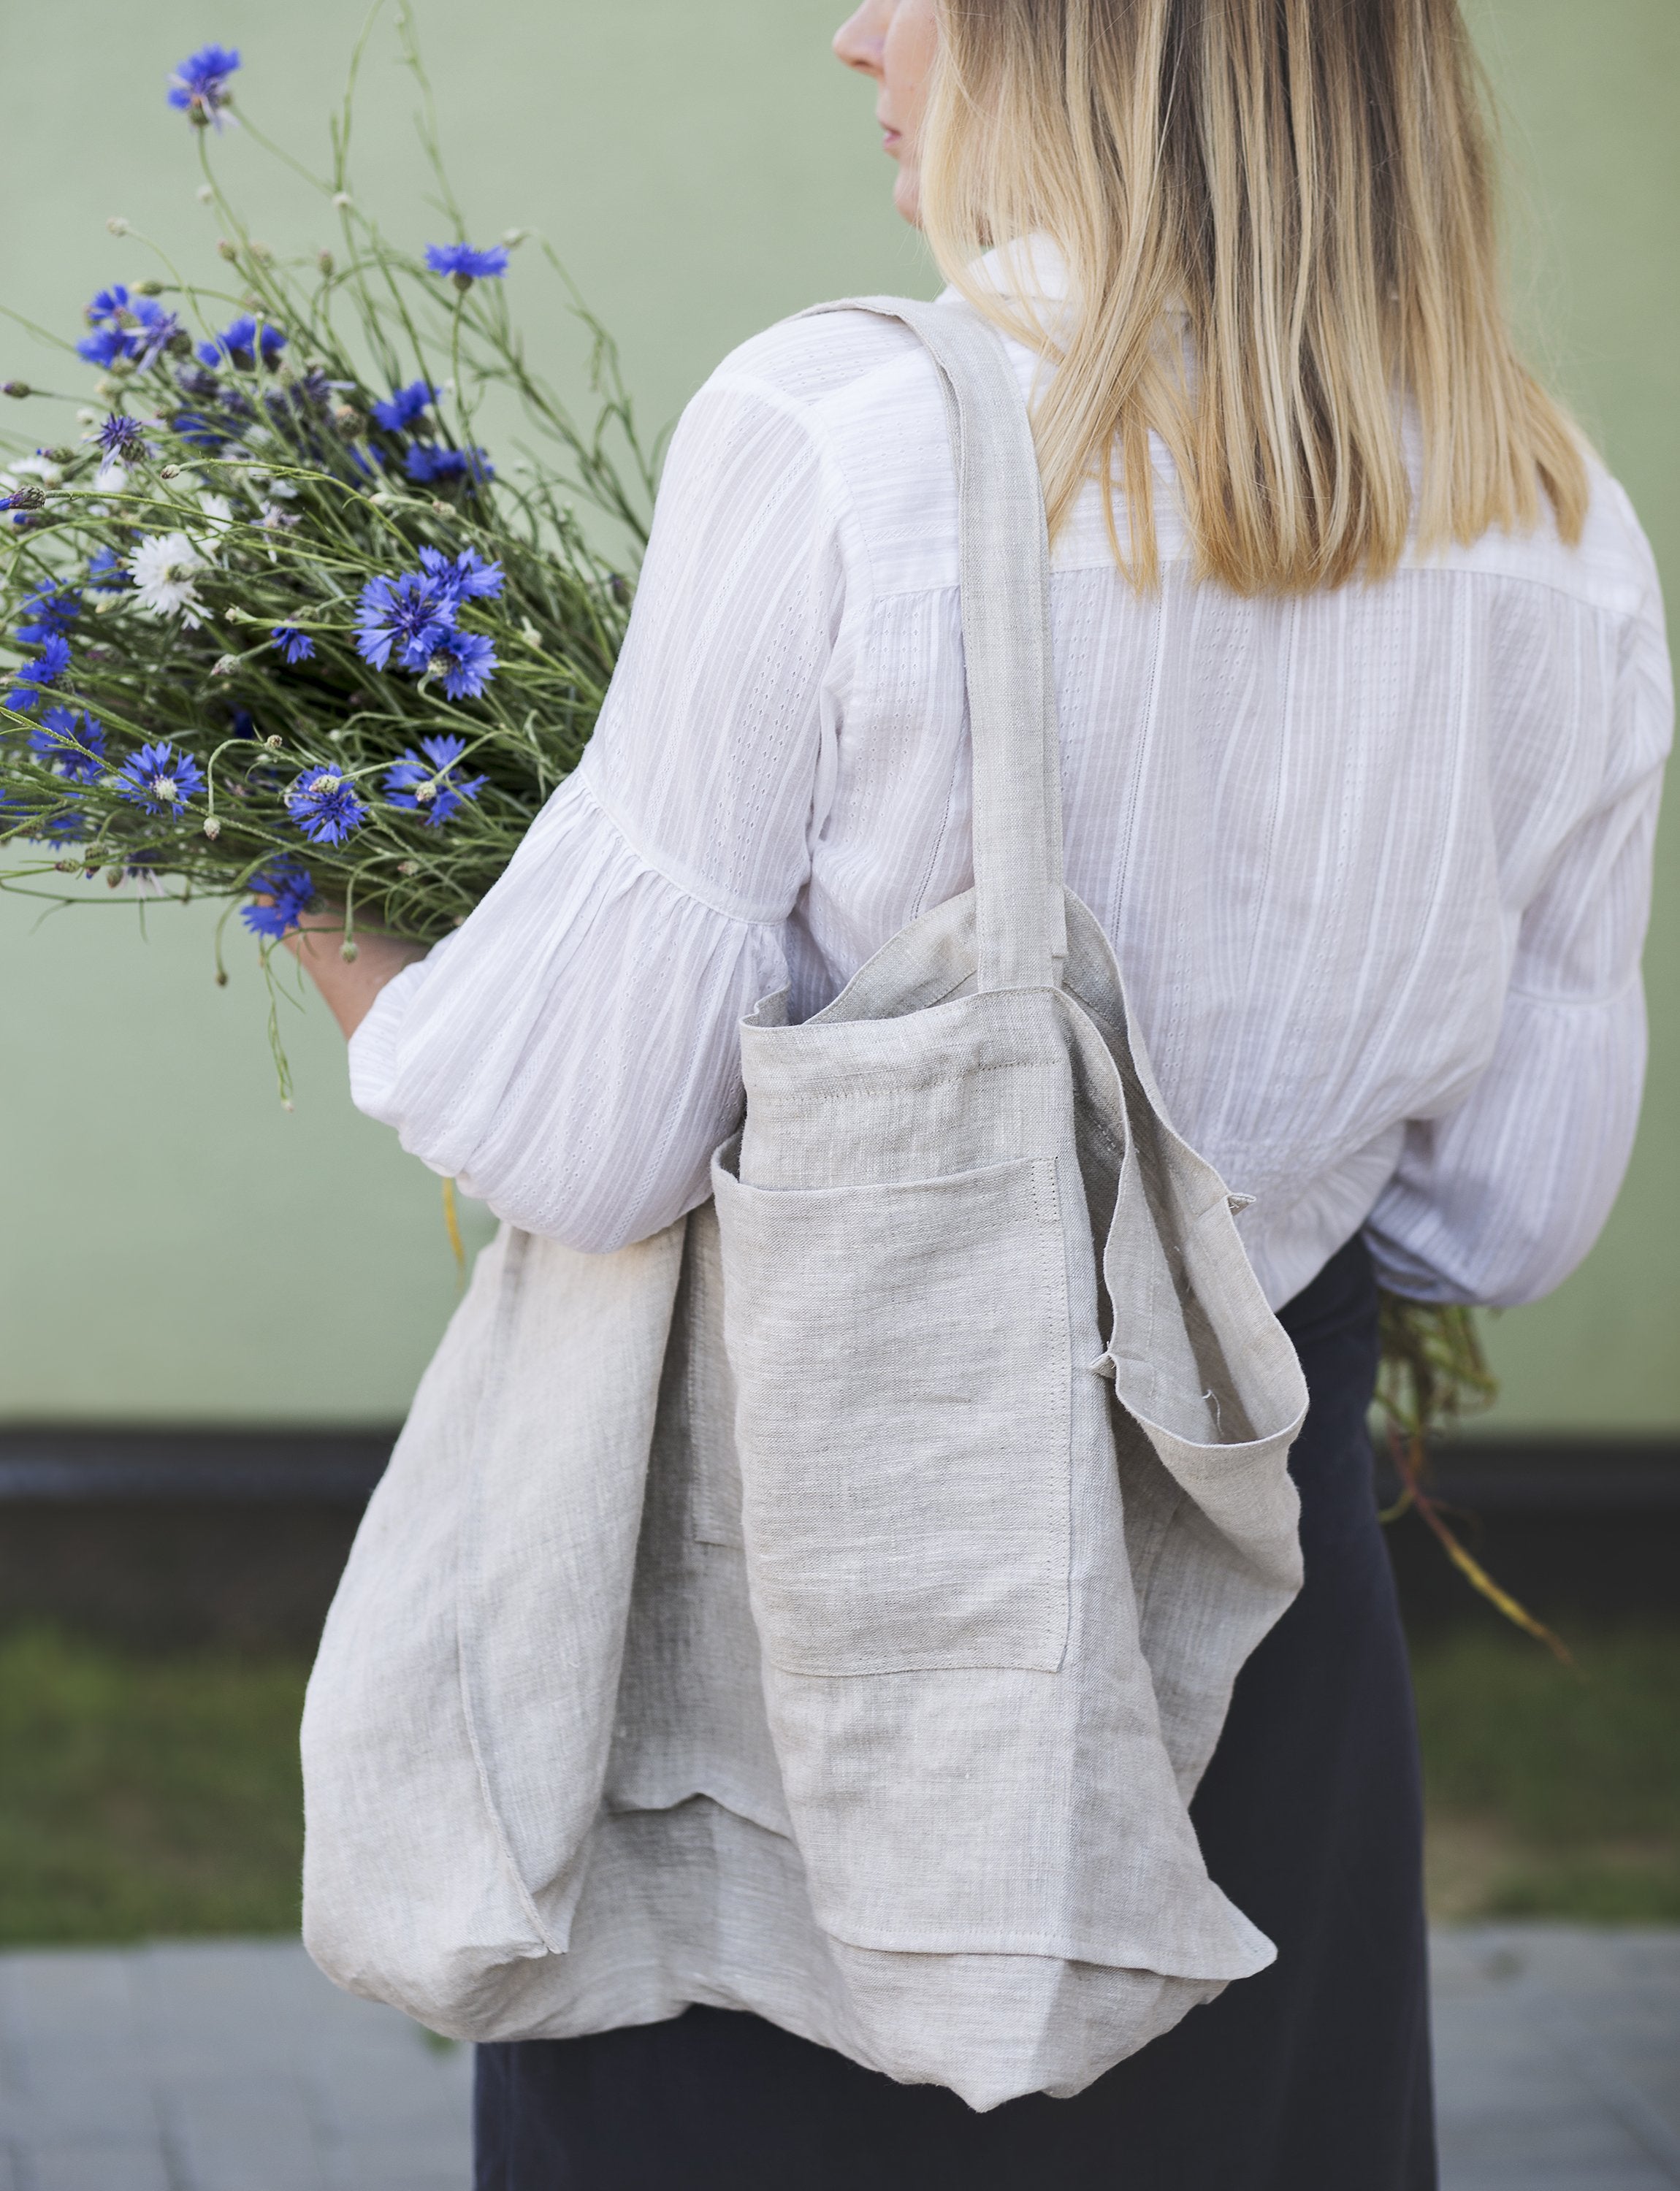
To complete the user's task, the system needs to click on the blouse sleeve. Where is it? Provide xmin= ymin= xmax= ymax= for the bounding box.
xmin=348 ymin=368 xmax=852 ymax=1251
xmin=1365 ymin=523 xmax=1672 ymax=1307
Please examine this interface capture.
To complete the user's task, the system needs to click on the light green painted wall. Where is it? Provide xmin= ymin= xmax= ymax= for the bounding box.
xmin=1459 ymin=1 xmax=1679 ymax=1431
xmin=0 ymin=1 xmax=1672 ymax=1429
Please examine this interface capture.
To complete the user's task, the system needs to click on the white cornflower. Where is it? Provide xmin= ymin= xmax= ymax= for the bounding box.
xmin=195 ymin=492 xmax=234 ymax=529
xmin=129 ymin=532 xmax=210 ymax=627
xmin=4 ymin=453 xmax=64 ymax=491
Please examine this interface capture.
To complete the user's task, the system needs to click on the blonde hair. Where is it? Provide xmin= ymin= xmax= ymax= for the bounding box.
xmin=920 ymin=0 xmax=1589 ymax=594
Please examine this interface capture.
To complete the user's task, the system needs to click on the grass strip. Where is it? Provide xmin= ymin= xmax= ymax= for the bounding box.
xmin=0 ymin=1621 xmax=1674 ymax=1945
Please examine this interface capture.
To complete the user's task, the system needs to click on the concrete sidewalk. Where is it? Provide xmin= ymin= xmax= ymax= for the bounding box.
xmin=0 ymin=1927 xmax=1675 ymax=2188
xmin=0 ymin=1941 xmax=469 ymax=2191
xmin=1432 ymin=1927 xmax=1680 ymax=2190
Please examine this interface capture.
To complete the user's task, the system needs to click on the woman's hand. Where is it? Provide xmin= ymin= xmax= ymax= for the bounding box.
xmin=283 ymin=905 xmax=429 ymax=1040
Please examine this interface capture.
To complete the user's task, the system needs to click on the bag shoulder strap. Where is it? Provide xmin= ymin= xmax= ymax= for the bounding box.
xmin=801 ymin=297 xmax=1066 ymax=993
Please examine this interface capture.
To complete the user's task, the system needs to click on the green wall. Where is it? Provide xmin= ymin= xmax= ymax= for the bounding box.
xmin=1459 ymin=1 xmax=1679 ymax=1431
xmin=0 ymin=1 xmax=1672 ymax=1430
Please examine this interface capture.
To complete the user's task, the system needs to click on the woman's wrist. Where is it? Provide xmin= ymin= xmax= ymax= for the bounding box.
xmin=284 ymin=909 xmax=430 ymax=1040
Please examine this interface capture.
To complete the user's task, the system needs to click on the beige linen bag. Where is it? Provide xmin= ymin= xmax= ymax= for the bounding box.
xmin=303 ymin=297 xmax=1309 ymax=2109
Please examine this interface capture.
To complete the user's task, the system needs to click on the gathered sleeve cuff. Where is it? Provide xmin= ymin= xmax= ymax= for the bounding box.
xmin=1364 ymin=976 xmax=1648 ymax=1305
xmin=349 ymin=773 xmax=790 ymax=1251
xmin=348 ymin=357 xmax=855 ymax=1251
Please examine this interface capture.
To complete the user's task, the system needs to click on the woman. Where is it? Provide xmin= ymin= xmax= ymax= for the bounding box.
xmin=297 ymin=1 xmax=1669 ymax=2184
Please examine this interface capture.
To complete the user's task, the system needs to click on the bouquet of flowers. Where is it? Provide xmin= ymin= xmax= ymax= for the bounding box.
xmin=0 ymin=19 xmax=653 ymax=976
xmin=0 ymin=18 xmax=1532 ymax=1634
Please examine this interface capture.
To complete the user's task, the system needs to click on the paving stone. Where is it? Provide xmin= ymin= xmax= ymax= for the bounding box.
xmin=0 ymin=1928 xmax=1674 ymax=2187
xmin=31 ymin=2152 xmax=177 ymax=2191
xmin=1433 ymin=1927 xmax=1680 ymax=2191
xmin=0 ymin=1954 xmax=161 ymax=2149
xmin=0 ymin=1942 xmax=470 ymax=2191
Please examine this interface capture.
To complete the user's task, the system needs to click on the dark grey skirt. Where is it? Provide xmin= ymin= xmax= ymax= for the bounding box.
xmin=474 ymin=1231 xmax=1436 ymax=2191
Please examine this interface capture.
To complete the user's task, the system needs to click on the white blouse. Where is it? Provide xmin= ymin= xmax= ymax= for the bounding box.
xmin=351 ymin=282 xmax=1671 ymax=1311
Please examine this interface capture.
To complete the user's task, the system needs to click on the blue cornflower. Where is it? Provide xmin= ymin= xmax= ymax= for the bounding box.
xmin=286 ymin=764 xmax=367 ymax=845
xmin=31 ymin=632 xmax=71 ymax=683
xmin=353 ymin=555 xmax=498 ymax=695
xmin=7 ymin=630 xmax=72 ymax=710
xmin=263 ymin=369 xmax=330 ymax=432
xmin=423 ymin=626 xmax=497 ymax=702
xmin=16 ymin=580 xmax=80 ymax=643
xmin=167 ymin=44 xmax=240 ymax=128
xmin=77 ymin=326 xmax=132 ymax=370
xmin=271 ymin=625 xmax=316 ymax=665
xmin=0 ymin=782 xmax=80 ymax=845
xmin=78 ymin=285 xmax=134 ymax=364
xmin=33 ymin=632 xmax=70 ymax=682
xmin=417 ymin=545 xmax=504 ymax=604
xmin=354 ymin=570 xmax=454 ymax=673
xmin=241 ymin=857 xmax=316 ymax=938
xmin=35 ymin=798 xmax=88 ymax=844
xmin=230 ymin=708 xmax=258 ymax=738
xmin=129 ymin=299 xmax=184 ymax=369
xmin=77 ymin=288 xmax=183 ymax=371
xmin=171 ymin=409 xmax=231 ymax=452
xmin=383 ymin=733 xmax=487 ymax=827
xmin=30 ymin=708 xmax=106 ymax=782
xmin=404 ymin=443 xmax=494 ymax=488
xmin=371 ymin=380 xmax=436 ymax=432
xmin=196 ymin=316 xmax=286 ymax=372
xmin=97 ymin=413 xmax=148 ymax=464
xmin=424 ymin=241 xmax=510 ymax=288
xmin=87 ymin=548 xmax=130 ymax=592
xmin=115 ymin=739 xmax=205 ymax=814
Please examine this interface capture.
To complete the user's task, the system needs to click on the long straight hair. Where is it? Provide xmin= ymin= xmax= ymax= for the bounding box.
xmin=920 ymin=0 xmax=1589 ymax=594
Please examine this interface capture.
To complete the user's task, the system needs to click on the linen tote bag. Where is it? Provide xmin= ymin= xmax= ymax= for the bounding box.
xmin=302 ymin=295 xmax=1310 ymax=2110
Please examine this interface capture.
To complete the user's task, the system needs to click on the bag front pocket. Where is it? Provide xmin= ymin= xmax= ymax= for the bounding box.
xmin=711 ymin=1152 xmax=1072 ymax=1677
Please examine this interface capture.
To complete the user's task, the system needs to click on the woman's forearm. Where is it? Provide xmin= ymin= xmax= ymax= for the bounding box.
xmin=285 ymin=910 xmax=429 ymax=1040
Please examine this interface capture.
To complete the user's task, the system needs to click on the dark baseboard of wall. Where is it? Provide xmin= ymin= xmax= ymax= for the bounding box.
xmin=0 ymin=1426 xmax=396 ymax=1649
xmin=0 ymin=1424 xmax=397 ymax=1504
xmin=0 ymin=1426 xmax=1674 ymax=1649
xmin=1375 ymin=1437 xmax=1680 ymax=1632
xmin=1372 ymin=1437 xmax=1680 ymax=1515
xmin=0 ymin=1503 xmax=364 ymax=1651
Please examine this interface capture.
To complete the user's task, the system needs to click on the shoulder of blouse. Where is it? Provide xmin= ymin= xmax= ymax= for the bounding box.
xmin=669 ymin=301 xmax=1669 ymax=734
xmin=703 ymin=303 xmax=937 ymax=423
xmin=1589 ymin=468 xmax=1671 ymax=721
xmin=677 ymin=305 xmax=966 ymax=602
xmin=1404 ymin=453 xmax=1665 ymax=627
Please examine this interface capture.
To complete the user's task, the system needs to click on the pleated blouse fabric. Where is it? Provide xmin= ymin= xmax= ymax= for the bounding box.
xmin=350 ymin=283 xmax=1671 ymax=1312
